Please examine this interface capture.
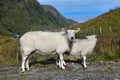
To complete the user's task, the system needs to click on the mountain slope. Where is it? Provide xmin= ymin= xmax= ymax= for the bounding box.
xmin=74 ymin=8 xmax=120 ymax=38
xmin=73 ymin=8 xmax=120 ymax=59
xmin=0 ymin=0 xmax=77 ymax=35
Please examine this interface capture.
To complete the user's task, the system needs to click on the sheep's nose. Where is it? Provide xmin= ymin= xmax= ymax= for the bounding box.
xmin=71 ymin=37 xmax=74 ymax=40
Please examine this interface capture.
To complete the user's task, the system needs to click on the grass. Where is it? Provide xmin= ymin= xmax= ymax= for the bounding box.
xmin=0 ymin=35 xmax=119 ymax=65
xmin=29 ymin=53 xmax=57 ymax=63
xmin=88 ymin=52 xmax=120 ymax=62
xmin=87 ymin=38 xmax=120 ymax=61
xmin=0 ymin=36 xmax=20 ymax=64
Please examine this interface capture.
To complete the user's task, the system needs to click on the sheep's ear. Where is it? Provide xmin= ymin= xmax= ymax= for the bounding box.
xmin=75 ymin=28 xmax=80 ymax=33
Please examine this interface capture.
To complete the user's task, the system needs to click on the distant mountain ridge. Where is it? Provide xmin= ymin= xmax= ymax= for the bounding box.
xmin=0 ymin=0 xmax=77 ymax=35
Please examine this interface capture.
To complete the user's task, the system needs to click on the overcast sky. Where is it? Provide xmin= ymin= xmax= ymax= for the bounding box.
xmin=37 ymin=0 xmax=120 ymax=23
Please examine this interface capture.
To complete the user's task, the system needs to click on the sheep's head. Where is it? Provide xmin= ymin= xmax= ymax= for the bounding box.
xmin=61 ymin=28 xmax=80 ymax=41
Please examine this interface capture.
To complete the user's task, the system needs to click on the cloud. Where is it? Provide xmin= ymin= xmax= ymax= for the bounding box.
xmin=38 ymin=0 xmax=120 ymax=22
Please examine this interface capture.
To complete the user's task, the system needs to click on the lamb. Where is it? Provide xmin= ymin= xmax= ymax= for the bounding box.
xmin=20 ymin=28 xmax=80 ymax=72
xmin=70 ymin=35 xmax=97 ymax=67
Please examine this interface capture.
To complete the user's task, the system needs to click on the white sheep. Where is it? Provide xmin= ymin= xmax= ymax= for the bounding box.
xmin=70 ymin=35 xmax=97 ymax=67
xmin=20 ymin=28 xmax=80 ymax=72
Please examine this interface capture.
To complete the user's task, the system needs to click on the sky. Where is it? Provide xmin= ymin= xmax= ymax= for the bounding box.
xmin=37 ymin=0 xmax=120 ymax=23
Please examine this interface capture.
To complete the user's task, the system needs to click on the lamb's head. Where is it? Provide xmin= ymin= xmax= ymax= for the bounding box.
xmin=61 ymin=28 xmax=80 ymax=41
xmin=86 ymin=35 xmax=97 ymax=40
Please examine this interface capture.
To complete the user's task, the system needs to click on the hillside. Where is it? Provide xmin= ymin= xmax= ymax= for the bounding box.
xmin=73 ymin=8 xmax=120 ymax=60
xmin=0 ymin=0 xmax=77 ymax=36
xmin=74 ymin=8 xmax=120 ymax=38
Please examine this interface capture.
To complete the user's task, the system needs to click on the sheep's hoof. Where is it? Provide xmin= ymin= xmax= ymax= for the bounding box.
xmin=83 ymin=66 xmax=87 ymax=70
xmin=22 ymin=70 xmax=25 ymax=73
xmin=63 ymin=61 xmax=66 ymax=66
xmin=84 ymin=66 xmax=87 ymax=68
xmin=27 ymin=68 xmax=30 ymax=71
xmin=63 ymin=63 xmax=66 ymax=66
xmin=58 ymin=65 xmax=65 ymax=70
xmin=61 ymin=66 xmax=65 ymax=70
xmin=21 ymin=68 xmax=25 ymax=73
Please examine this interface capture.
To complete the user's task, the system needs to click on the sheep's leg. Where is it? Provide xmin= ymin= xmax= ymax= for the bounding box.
xmin=83 ymin=56 xmax=87 ymax=67
xmin=59 ymin=53 xmax=65 ymax=70
xmin=21 ymin=55 xmax=28 ymax=72
xmin=56 ymin=55 xmax=59 ymax=66
xmin=63 ymin=60 xmax=66 ymax=66
xmin=56 ymin=55 xmax=66 ymax=66
xmin=26 ymin=57 xmax=30 ymax=71
xmin=21 ymin=48 xmax=32 ymax=72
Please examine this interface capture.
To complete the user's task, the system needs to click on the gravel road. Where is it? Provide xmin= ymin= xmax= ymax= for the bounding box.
xmin=0 ymin=60 xmax=120 ymax=80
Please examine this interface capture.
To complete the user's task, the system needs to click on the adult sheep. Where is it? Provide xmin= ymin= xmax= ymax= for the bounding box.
xmin=20 ymin=28 xmax=80 ymax=72
xmin=70 ymin=35 xmax=97 ymax=68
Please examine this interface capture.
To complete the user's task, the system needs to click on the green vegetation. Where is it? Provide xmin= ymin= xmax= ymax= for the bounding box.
xmin=0 ymin=0 xmax=77 ymax=36
xmin=74 ymin=8 xmax=120 ymax=61
xmin=0 ymin=36 xmax=19 ymax=64
xmin=75 ymin=8 xmax=120 ymax=38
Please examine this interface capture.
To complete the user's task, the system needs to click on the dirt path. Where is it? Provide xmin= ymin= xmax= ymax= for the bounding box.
xmin=0 ymin=61 xmax=120 ymax=80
